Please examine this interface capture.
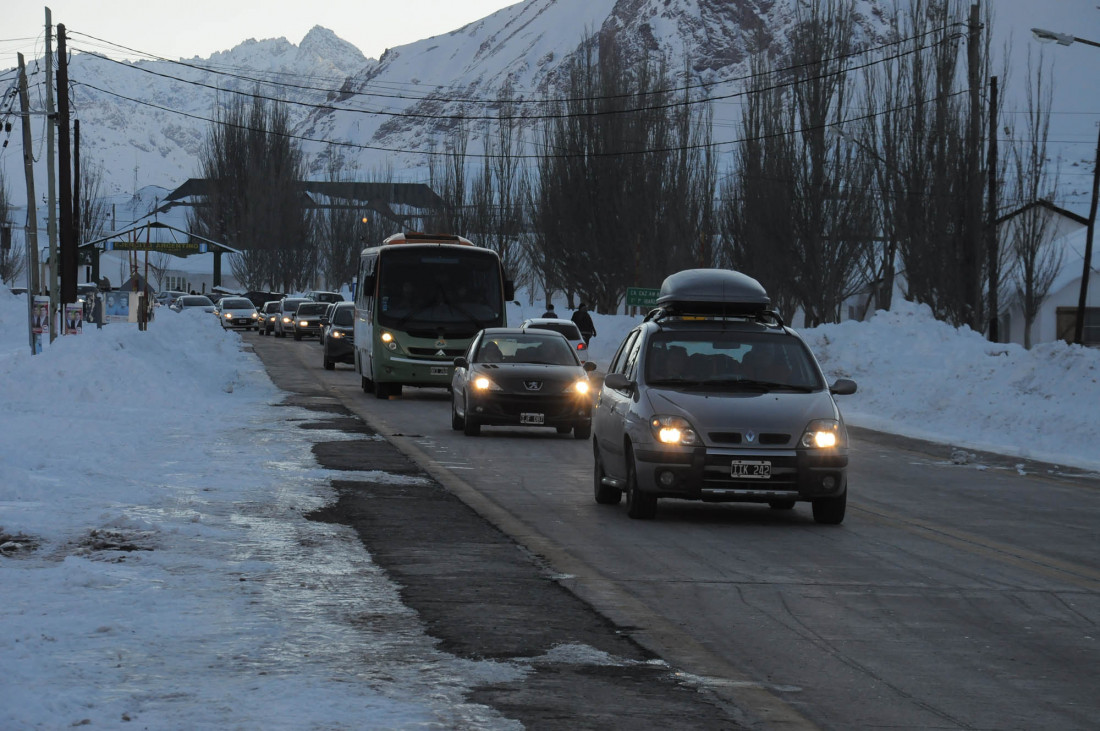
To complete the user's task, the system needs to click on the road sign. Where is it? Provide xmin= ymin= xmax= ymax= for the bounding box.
xmin=626 ymin=287 xmax=660 ymax=307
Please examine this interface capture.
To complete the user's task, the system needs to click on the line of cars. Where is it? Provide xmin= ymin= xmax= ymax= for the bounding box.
xmin=253 ymin=291 xmax=355 ymax=370
xmin=451 ymin=269 xmax=857 ymax=524
xmin=216 ymin=271 xmax=857 ymax=525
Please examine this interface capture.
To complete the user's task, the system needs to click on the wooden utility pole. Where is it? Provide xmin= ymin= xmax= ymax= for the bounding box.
xmin=986 ymin=76 xmax=999 ymax=342
xmin=44 ymin=8 xmax=58 ymax=341
xmin=17 ymin=53 xmax=41 ymax=354
xmin=57 ymin=23 xmax=76 ymax=306
xmin=1075 ymin=123 xmax=1099 ymax=345
xmin=966 ymin=1 xmax=983 ymax=330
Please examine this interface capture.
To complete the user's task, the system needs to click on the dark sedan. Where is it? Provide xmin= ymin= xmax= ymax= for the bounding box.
xmin=292 ymin=302 xmax=328 ymax=340
xmin=451 ymin=327 xmax=598 ymax=438
xmin=322 ymin=302 xmax=355 ymax=370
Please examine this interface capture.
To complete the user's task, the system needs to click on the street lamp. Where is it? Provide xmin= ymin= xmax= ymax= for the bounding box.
xmin=1031 ymin=28 xmax=1100 ymax=346
xmin=1031 ymin=27 xmax=1100 ymax=49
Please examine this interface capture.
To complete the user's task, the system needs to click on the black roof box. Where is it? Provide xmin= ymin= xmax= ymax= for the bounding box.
xmin=655 ymin=268 xmax=770 ymax=316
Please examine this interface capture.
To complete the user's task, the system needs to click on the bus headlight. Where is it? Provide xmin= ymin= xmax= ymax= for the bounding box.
xmin=800 ymin=419 xmax=844 ymax=449
xmin=650 ymin=416 xmax=698 ymax=445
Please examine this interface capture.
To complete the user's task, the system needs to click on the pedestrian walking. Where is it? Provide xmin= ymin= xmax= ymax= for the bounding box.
xmin=571 ymin=302 xmax=596 ymax=345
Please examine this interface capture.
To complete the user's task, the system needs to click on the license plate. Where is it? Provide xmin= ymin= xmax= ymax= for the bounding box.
xmin=520 ymin=412 xmax=545 ymax=425
xmin=731 ymin=460 xmax=771 ymax=479
xmin=431 ymin=366 xmax=449 ymax=376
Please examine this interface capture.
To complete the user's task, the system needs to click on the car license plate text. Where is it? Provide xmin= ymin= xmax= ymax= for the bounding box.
xmin=430 ymin=366 xmax=449 ymax=376
xmin=520 ymin=412 xmax=545 ymax=425
xmin=731 ymin=460 xmax=771 ymax=479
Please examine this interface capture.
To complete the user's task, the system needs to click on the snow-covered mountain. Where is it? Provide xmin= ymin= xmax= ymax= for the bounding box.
xmin=2 ymin=0 xmax=1097 ymax=218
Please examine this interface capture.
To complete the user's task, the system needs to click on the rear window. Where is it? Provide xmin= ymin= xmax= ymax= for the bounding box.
xmin=332 ymin=306 xmax=354 ymax=326
xmin=527 ymin=321 xmax=581 ymax=340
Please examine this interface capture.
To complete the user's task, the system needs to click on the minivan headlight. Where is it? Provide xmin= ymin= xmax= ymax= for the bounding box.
xmin=650 ymin=415 xmax=698 ymax=445
xmin=800 ymin=419 xmax=845 ymax=449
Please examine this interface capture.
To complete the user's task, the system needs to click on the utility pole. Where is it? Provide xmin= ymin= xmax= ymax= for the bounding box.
xmin=17 ymin=53 xmax=41 ymax=354
xmin=986 ymin=76 xmax=999 ymax=342
xmin=57 ymin=23 xmax=76 ymax=307
xmin=966 ymin=1 xmax=983 ymax=331
xmin=45 ymin=7 xmax=58 ymax=342
xmin=74 ymin=118 xmax=82 ymax=282
xmin=1075 ymin=123 xmax=1099 ymax=345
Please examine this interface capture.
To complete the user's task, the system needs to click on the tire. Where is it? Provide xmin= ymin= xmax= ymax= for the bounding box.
xmin=593 ymin=443 xmax=621 ymax=505
xmin=450 ymin=394 xmax=464 ymax=430
xmin=556 ymin=425 xmax=572 ymax=434
xmin=462 ymin=397 xmax=480 ymax=436
xmin=573 ymin=420 xmax=592 ymax=440
xmin=276 ymin=329 xmax=285 ymax=338
xmin=812 ymin=492 xmax=846 ymax=525
xmin=361 ymin=375 xmax=373 ymax=393
xmin=323 ymin=357 xmax=335 ymax=371
xmin=375 ymin=382 xmax=391 ymax=399
xmin=769 ymin=500 xmax=796 ymax=510
xmin=625 ymin=448 xmax=657 ymax=520
xmin=293 ymin=332 xmax=302 ymax=341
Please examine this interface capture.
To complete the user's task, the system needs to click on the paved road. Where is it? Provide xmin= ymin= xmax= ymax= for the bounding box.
xmin=250 ymin=332 xmax=1100 ymax=730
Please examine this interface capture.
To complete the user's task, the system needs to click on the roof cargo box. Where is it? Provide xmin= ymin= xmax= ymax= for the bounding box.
xmin=655 ymin=268 xmax=770 ymax=315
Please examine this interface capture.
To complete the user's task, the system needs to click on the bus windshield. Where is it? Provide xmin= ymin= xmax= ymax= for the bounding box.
xmin=376 ymin=248 xmax=503 ymax=332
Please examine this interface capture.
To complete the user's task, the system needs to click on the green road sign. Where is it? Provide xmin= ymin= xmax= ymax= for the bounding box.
xmin=626 ymin=287 xmax=661 ymax=307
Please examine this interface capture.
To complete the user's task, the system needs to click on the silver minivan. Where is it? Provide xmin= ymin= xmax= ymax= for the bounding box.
xmin=591 ymin=269 xmax=857 ymax=523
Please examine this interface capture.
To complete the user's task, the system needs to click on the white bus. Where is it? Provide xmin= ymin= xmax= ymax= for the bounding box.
xmin=354 ymin=232 xmax=514 ymax=398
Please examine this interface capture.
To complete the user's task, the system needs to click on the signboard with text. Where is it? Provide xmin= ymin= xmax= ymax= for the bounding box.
xmin=625 ymin=287 xmax=660 ymax=308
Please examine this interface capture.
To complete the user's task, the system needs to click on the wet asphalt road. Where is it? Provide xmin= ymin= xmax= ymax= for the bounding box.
xmin=250 ymin=336 xmax=746 ymax=729
xmin=246 ymin=331 xmax=1100 ymax=730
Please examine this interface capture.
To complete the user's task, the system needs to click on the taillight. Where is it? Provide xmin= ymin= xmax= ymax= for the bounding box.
xmin=577 ymin=343 xmax=586 ymax=350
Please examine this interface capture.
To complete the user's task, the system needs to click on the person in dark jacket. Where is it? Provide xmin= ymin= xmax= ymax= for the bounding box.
xmin=541 ymin=303 xmax=557 ymax=318
xmin=571 ymin=303 xmax=596 ymax=345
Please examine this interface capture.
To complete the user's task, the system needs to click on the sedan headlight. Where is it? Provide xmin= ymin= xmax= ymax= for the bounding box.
xmin=473 ymin=376 xmax=502 ymax=391
xmin=331 ymin=330 xmax=345 ymax=339
xmin=800 ymin=419 xmax=845 ymax=449
xmin=564 ymin=379 xmax=590 ymax=395
xmin=650 ymin=415 xmax=698 ymax=445
xmin=223 ymin=312 xmax=232 ymax=319
xmin=298 ymin=320 xmax=308 ymax=327
xmin=282 ymin=316 xmax=292 ymax=323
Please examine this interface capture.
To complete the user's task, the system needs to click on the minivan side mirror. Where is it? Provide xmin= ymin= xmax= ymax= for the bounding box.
xmin=603 ymin=372 xmax=634 ymax=390
xmin=830 ymin=378 xmax=857 ymax=395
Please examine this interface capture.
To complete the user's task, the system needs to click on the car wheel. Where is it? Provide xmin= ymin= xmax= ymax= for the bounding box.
xmin=462 ymin=397 xmax=480 ymax=436
xmin=556 ymin=425 xmax=572 ymax=434
xmin=323 ymin=356 xmax=335 ymax=371
xmin=625 ymin=447 xmax=657 ymax=520
xmin=294 ymin=332 xmax=302 ymax=341
xmin=593 ymin=442 xmax=621 ymax=505
xmin=812 ymin=492 xmax=846 ymax=525
xmin=769 ymin=500 xmax=796 ymax=510
xmin=450 ymin=394 xmax=464 ymax=430
xmin=573 ymin=420 xmax=592 ymax=440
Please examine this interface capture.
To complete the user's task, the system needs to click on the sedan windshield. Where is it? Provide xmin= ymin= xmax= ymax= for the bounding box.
xmin=331 ymin=306 xmax=354 ymax=326
xmin=476 ymin=334 xmax=577 ymax=366
xmin=645 ymin=332 xmax=823 ymax=390
xmin=181 ymin=296 xmax=213 ymax=307
xmin=221 ymin=299 xmax=253 ymax=309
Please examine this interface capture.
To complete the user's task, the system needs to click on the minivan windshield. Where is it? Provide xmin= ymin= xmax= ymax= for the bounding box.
xmin=645 ymin=332 xmax=823 ymax=390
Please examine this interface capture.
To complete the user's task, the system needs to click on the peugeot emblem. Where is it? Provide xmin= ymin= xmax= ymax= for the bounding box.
xmin=524 ymin=381 xmax=543 ymax=391
xmin=745 ymin=429 xmax=757 ymax=443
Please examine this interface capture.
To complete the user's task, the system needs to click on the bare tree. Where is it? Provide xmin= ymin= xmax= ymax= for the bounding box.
xmin=1006 ymin=50 xmax=1062 ymax=348
xmin=191 ymin=92 xmax=313 ymax=292
xmin=0 ymin=171 xmax=26 ymax=286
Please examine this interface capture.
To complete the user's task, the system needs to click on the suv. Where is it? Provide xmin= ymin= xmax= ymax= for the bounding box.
xmin=274 ymin=297 xmax=309 ymax=338
xmin=591 ymin=269 xmax=857 ymax=523
xmin=305 ymin=290 xmax=344 ymax=304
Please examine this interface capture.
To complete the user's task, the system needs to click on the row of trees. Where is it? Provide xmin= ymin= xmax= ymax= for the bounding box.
xmin=190 ymin=0 xmax=1065 ymax=344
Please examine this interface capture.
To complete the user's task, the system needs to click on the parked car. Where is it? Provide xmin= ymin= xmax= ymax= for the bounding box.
xmin=591 ymin=268 xmax=857 ymax=523
xmin=322 ymin=302 xmax=356 ymax=370
xmin=170 ymin=295 xmax=215 ymax=313
xmin=156 ymin=290 xmax=186 ymax=308
xmin=520 ymin=317 xmax=589 ymax=362
xmin=292 ymin=301 xmax=329 ymax=341
xmin=214 ymin=297 xmax=261 ymax=331
xmin=258 ymin=300 xmax=281 ymax=335
xmin=305 ymin=290 xmax=344 ymax=304
xmin=451 ymin=327 xmax=597 ymax=438
xmin=273 ymin=297 xmax=309 ymax=338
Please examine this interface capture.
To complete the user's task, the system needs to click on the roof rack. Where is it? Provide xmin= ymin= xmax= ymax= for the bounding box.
xmin=643 ymin=305 xmax=785 ymax=327
xmin=382 ymin=231 xmax=474 ymax=246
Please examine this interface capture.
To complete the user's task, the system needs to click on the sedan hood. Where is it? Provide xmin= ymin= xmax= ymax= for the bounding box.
xmin=645 ymin=386 xmax=840 ymax=435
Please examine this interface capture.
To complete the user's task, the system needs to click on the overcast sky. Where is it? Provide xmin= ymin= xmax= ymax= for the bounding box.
xmin=4 ymin=1 xmax=521 ymax=61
